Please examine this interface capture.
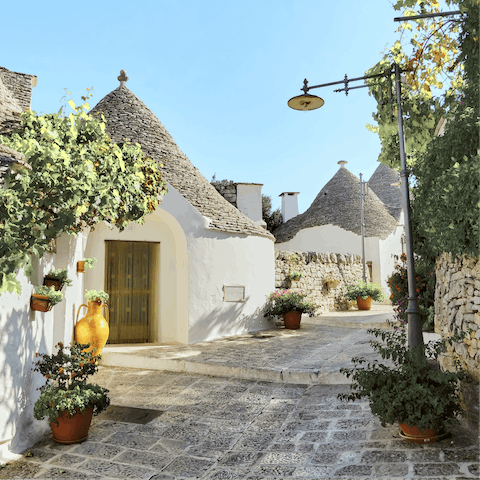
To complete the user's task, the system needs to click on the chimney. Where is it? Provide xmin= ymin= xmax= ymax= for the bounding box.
xmin=236 ymin=183 xmax=266 ymax=228
xmin=279 ymin=192 xmax=299 ymax=223
xmin=338 ymin=160 xmax=348 ymax=168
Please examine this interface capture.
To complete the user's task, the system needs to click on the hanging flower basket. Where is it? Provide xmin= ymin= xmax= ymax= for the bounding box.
xmin=43 ymin=276 xmax=65 ymax=291
xmin=325 ymin=279 xmax=340 ymax=289
xmin=31 ymin=294 xmax=53 ymax=312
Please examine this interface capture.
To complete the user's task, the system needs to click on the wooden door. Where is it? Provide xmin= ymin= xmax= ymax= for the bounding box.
xmin=105 ymin=241 xmax=158 ymax=344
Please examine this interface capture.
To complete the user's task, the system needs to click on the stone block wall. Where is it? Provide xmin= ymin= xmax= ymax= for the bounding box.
xmin=275 ymin=250 xmax=370 ymax=314
xmin=434 ymin=252 xmax=479 ymax=430
xmin=211 ymin=180 xmax=237 ymax=207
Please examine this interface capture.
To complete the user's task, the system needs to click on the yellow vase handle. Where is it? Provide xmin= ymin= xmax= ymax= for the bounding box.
xmin=101 ymin=304 xmax=109 ymax=324
xmin=76 ymin=303 xmax=88 ymax=325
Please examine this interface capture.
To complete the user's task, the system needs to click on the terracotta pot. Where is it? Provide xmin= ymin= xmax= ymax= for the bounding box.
xmin=77 ymin=261 xmax=85 ymax=273
xmin=283 ymin=311 xmax=301 ymax=329
xmin=75 ymin=300 xmax=109 ymax=356
xmin=399 ymin=423 xmax=441 ymax=444
xmin=356 ymin=296 xmax=372 ymax=310
xmin=326 ymin=281 xmax=340 ymax=289
xmin=43 ymin=276 xmax=64 ymax=291
xmin=30 ymin=294 xmax=52 ymax=312
xmin=50 ymin=407 xmax=94 ymax=444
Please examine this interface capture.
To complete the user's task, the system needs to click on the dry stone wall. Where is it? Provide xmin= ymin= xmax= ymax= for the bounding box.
xmin=211 ymin=180 xmax=237 ymax=207
xmin=275 ymin=250 xmax=369 ymax=314
xmin=434 ymin=253 xmax=479 ymax=430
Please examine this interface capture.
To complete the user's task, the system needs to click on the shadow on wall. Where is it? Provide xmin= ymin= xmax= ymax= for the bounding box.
xmin=188 ymin=295 xmax=273 ymax=344
xmin=1 ymin=303 xmax=50 ymax=455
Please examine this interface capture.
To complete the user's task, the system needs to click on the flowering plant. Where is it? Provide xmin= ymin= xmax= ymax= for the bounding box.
xmin=264 ymin=289 xmax=315 ymax=317
xmin=33 ymin=342 xmax=109 ymax=425
xmin=387 ymin=254 xmax=436 ymax=331
xmin=344 ymin=281 xmax=385 ymax=301
xmin=82 ymin=257 xmax=97 ymax=270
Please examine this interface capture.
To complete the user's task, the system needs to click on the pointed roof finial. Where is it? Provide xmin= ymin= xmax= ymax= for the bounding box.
xmin=117 ymin=70 xmax=129 ymax=87
xmin=338 ymin=160 xmax=348 ymax=168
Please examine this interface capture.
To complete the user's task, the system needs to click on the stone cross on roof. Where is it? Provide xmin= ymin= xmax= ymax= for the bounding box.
xmin=117 ymin=70 xmax=129 ymax=87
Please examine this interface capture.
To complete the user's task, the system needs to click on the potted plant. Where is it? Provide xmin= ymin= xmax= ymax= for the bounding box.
xmin=44 ymin=267 xmax=73 ymax=291
xmin=288 ymin=270 xmax=304 ymax=281
xmin=338 ymin=324 xmax=467 ymax=443
xmin=264 ymin=289 xmax=315 ymax=329
xmin=77 ymin=257 xmax=96 ymax=273
xmin=75 ymin=290 xmax=110 ymax=357
xmin=33 ymin=341 xmax=110 ymax=444
xmin=30 ymin=286 xmax=63 ymax=312
xmin=324 ymin=277 xmax=340 ymax=289
xmin=344 ymin=281 xmax=385 ymax=310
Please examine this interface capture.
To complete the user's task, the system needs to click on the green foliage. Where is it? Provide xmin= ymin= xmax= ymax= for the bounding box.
xmin=46 ymin=267 xmax=73 ymax=286
xmin=82 ymin=258 xmax=97 ymax=270
xmin=264 ymin=289 xmax=315 ymax=317
xmin=262 ymin=194 xmax=283 ymax=233
xmin=411 ymin=108 xmax=479 ymax=259
xmin=0 ymin=100 xmax=167 ymax=295
xmin=288 ymin=270 xmax=304 ymax=281
xmin=387 ymin=254 xmax=436 ymax=331
xmin=33 ymin=341 xmax=109 ymax=425
xmin=344 ymin=281 xmax=385 ymax=302
xmin=85 ymin=289 xmax=109 ymax=303
xmin=34 ymin=285 xmax=63 ymax=306
xmin=338 ymin=325 xmax=467 ymax=432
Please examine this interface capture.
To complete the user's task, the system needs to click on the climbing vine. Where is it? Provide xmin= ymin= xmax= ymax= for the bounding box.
xmin=0 ymin=98 xmax=167 ymax=294
xmin=365 ymin=0 xmax=477 ymax=169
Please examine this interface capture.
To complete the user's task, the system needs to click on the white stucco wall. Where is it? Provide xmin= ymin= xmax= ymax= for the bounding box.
xmin=85 ymin=183 xmax=275 ymax=346
xmin=0 ymin=233 xmax=87 ymax=461
xmin=275 ymin=224 xmax=362 ymax=256
xmin=236 ymin=184 xmax=263 ymax=222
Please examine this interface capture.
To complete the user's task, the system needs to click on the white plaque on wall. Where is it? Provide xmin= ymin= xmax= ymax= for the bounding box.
xmin=223 ymin=286 xmax=245 ymax=302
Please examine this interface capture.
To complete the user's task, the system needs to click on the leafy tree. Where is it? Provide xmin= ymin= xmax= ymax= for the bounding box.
xmin=366 ymin=0 xmax=474 ymax=169
xmin=262 ymin=194 xmax=283 ymax=233
xmin=410 ymin=0 xmax=479 ymax=259
xmin=0 ymin=98 xmax=167 ymax=294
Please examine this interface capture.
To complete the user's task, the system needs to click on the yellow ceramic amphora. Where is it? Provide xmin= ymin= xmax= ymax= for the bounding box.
xmin=75 ymin=300 xmax=109 ymax=356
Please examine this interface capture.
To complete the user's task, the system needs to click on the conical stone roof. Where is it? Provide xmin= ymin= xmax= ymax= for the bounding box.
xmin=368 ymin=163 xmax=403 ymax=220
xmin=274 ymin=165 xmax=397 ymax=243
xmin=90 ymin=76 xmax=273 ymax=240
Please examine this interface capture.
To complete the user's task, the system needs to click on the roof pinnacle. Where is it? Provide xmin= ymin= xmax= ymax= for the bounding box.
xmin=117 ymin=70 xmax=129 ymax=87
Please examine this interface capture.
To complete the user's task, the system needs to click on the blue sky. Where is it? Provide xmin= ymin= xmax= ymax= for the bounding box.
xmin=4 ymin=1 xmax=410 ymax=214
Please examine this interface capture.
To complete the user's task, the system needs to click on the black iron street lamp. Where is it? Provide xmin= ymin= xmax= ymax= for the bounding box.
xmin=288 ymin=64 xmax=424 ymax=349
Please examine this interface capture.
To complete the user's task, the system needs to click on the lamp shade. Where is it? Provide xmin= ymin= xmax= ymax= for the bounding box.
xmin=287 ymin=94 xmax=324 ymax=111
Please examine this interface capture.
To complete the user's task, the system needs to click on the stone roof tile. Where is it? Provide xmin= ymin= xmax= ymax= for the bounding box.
xmin=90 ymin=82 xmax=273 ymax=240
xmin=274 ymin=165 xmax=397 ymax=243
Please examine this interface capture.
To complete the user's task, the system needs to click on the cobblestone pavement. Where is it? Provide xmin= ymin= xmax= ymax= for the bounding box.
xmin=99 ymin=306 xmax=399 ymax=385
xmin=1 ymin=367 xmax=478 ymax=480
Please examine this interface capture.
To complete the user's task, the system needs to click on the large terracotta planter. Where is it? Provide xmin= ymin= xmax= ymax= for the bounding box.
xmin=283 ymin=311 xmax=301 ymax=329
xmin=399 ymin=423 xmax=443 ymax=444
xmin=75 ymin=300 xmax=109 ymax=356
xmin=30 ymin=294 xmax=52 ymax=312
xmin=50 ymin=407 xmax=94 ymax=444
xmin=356 ymin=296 xmax=372 ymax=310
xmin=43 ymin=276 xmax=64 ymax=291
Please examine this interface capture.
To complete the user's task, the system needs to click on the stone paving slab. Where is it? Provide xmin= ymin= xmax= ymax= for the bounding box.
xmin=1 ymin=368 xmax=478 ymax=480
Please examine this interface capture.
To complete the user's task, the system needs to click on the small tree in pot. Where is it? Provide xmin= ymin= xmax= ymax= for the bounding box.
xmin=33 ymin=342 xmax=110 ymax=444
xmin=338 ymin=325 xmax=468 ymax=442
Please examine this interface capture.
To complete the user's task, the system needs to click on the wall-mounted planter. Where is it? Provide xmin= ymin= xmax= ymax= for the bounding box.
xmin=77 ymin=261 xmax=85 ymax=273
xmin=325 ymin=280 xmax=340 ymax=289
xmin=31 ymin=294 xmax=53 ymax=312
xmin=43 ymin=276 xmax=65 ymax=291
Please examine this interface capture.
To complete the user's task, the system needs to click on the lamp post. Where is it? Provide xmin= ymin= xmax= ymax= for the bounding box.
xmin=287 ymin=63 xmax=424 ymax=348
xmin=359 ymin=173 xmax=367 ymax=284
